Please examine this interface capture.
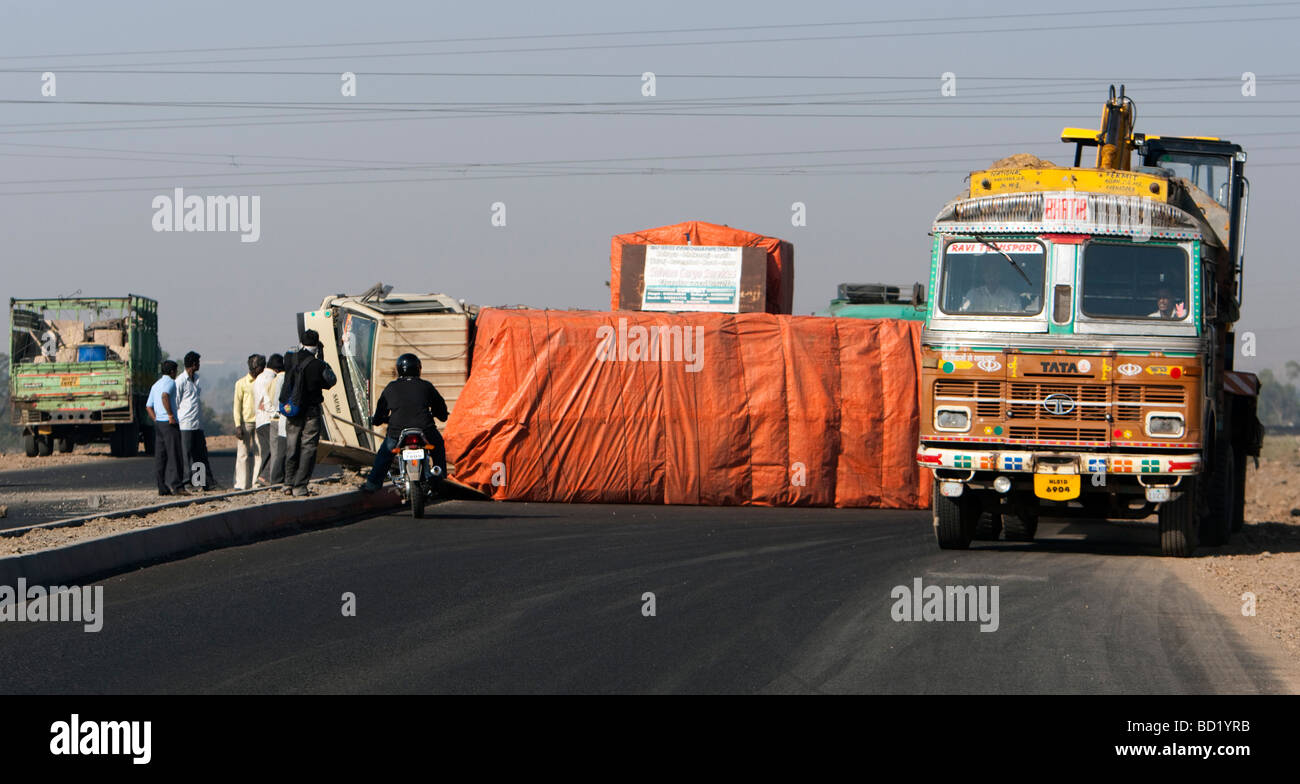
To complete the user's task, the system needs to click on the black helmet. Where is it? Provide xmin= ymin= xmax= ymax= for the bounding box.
xmin=396 ymin=353 xmax=422 ymax=378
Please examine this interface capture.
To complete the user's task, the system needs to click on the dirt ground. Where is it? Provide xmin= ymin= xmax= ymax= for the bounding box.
xmin=0 ymin=471 xmax=365 ymax=557
xmin=1170 ymin=435 xmax=1300 ymax=665
xmin=0 ymin=434 xmax=239 ymax=472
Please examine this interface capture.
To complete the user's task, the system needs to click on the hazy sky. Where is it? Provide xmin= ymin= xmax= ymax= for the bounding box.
xmin=1 ymin=0 xmax=1296 ymax=375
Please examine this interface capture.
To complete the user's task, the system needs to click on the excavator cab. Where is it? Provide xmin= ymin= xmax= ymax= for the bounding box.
xmin=1137 ymin=135 xmax=1249 ymax=307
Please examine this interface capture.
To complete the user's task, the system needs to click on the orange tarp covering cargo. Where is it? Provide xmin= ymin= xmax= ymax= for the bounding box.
xmin=444 ymin=308 xmax=930 ymax=509
xmin=610 ymin=221 xmax=795 ymax=314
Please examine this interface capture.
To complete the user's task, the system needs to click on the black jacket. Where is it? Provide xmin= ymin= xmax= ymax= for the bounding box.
xmin=372 ymin=377 xmax=448 ymax=439
xmin=281 ymin=349 xmax=335 ymax=411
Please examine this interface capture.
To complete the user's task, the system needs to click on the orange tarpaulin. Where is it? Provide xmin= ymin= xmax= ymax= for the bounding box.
xmin=610 ymin=221 xmax=795 ymax=314
xmin=445 ymin=309 xmax=931 ymax=509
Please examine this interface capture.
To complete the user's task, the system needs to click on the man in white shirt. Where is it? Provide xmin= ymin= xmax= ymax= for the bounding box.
xmin=253 ymin=353 xmax=282 ymax=486
xmin=175 ymin=350 xmax=221 ymax=490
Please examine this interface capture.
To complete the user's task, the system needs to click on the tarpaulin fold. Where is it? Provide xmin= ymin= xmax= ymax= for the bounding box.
xmin=445 ymin=309 xmax=930 ymax=509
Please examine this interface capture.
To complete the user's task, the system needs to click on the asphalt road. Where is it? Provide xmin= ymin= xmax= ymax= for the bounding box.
xmin=0 ymin=501 xmax=1290 ymax=694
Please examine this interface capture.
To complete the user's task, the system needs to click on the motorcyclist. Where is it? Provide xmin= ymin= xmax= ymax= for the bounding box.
xmin=360 ymin=353 xmax=450 ymax=493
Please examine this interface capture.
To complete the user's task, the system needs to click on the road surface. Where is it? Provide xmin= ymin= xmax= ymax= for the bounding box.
xmin=0 ymin=501 xmax=1293 ymax=694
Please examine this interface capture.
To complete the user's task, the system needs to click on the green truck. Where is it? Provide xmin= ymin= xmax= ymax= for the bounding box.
xmin=9 ymin=296 xmax=160 ymax=457
xmin=816 ymin=282 xmax=928 ymax=320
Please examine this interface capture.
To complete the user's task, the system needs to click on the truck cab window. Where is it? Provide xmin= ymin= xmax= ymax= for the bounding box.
xmin=939 ymin=241 xmax=1045 ymax=316
xmin=1080 ymin=243 xmax=1189 ymax=320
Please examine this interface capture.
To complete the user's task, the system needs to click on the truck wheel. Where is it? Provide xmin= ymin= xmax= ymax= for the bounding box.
xmin=1231 ymin=450 xmax=1248 ymax=533
xmin=23 ymin=431 xmax=38 ymax=457
xmin=119 ymin=424 xmax=140 ymax=458
xmin=108 ymin=428 xmax=124 ymax=457
xmin=1002 ymin=511 xmax=1038 ymax=542
xmin=1200 ymin=444 xmax=1234 ymax=547
xmin=973 ymin=510 xmax=1002 ymax=541
xmin=933 ymin=486 xmax=976 ymax=549
xmin=36 ymin=434 xmax=52 ymax=457
xmin=142 ymin=426 xmax=156 ymax=456
xmin=56 ymin=436 xmax=74 ymax=453
xmin=1159 ymin=476 xmax=1200 ymax=557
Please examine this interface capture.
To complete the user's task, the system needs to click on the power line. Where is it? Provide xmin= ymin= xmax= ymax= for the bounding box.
xmin=3 ymin=1 xmax=1292 ymax=63
xmin=18 ymin=14 xmax=1300 ymax=69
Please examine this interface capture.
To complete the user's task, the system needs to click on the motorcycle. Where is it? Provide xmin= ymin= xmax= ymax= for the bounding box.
xmin=387 ymin=427 xmax=444 ymax=518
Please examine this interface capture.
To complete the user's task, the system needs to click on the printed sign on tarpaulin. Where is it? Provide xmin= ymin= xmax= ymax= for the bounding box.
xmin=641 ymin=245 xmax=743 ymax=313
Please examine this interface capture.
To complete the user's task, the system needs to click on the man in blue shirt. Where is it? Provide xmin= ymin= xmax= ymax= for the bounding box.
xmin=146 ymin=360 xmax=187 ymax=496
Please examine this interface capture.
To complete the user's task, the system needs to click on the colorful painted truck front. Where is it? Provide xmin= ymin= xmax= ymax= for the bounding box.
xmin=917 ymin=87 xmax=1261 ymax=556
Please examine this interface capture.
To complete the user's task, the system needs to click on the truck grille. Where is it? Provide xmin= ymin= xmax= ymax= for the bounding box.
xmin=934 ymin=379 xmax=1002 ymax=418
xmin=1007 ymin=425 xmax=1109 ymax=442
xmin=1115 ymin=384 xmax=1186 ymax=422
xmin=1008 ymin=382 xmax=1109 ymax=421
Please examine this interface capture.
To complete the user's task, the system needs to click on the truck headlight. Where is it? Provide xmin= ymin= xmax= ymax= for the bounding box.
xmin=935 ymin=408 xmax=970 ymax=432
xmin=1145 ymin=413 xmax=1184 ymax=438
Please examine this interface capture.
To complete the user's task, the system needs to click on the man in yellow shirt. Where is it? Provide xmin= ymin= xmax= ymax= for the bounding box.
xmin=232 ymin=354 xmax=264 ymax=490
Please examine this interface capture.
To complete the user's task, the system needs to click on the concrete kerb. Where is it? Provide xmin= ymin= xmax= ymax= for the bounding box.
xmin=0 ymin=487 xmax=402 ymax=587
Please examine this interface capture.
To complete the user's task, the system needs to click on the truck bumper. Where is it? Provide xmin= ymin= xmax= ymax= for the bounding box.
xmin=916 ymin=445 xmax=1200 ymax=476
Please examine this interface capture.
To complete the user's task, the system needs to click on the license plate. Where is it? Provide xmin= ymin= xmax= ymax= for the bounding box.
xmin=1033 ymin=474 xmax=1080 ymax=500
xmin=60 ymin=375 xmax=80 ymax=387
xmin=401 ymin=449 xmax=425 ymax=461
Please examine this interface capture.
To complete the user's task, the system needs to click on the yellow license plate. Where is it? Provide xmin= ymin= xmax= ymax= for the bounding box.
xmin=1033 ymin=473 xmax=1080 ymax=500
xmin=60 ymin=375 xmax=80 ymax=387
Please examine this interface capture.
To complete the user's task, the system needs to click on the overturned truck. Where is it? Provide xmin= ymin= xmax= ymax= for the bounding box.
xmin=297 ymin=287 xmax=473 ymax=465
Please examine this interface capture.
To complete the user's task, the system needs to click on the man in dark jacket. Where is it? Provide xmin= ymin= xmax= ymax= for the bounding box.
xmin=361 ymin=353 xmax=449 ymax=493
xmin=281 ymin=330 xmax=336 ymax=496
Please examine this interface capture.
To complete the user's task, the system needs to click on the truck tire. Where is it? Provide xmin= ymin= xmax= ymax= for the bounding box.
xmin=119 ymin=423 xmax=140 ymax=458
xmin=1002 ymin=510 xmax=1038 ymax=542
xmin=108 ymin=428 xmax=124 ymax=457
xmin=36 ymin=434 xmax=52 ymax=457
xmin=142 ymin=425 xmax=156 ymax=456
xmin=56 ymin=436 xmax=74 ymax=453
xmin=23 ymin=431 xmax=38 ymax=457
xmin=1231 ymin=450 xmax=1248 ymax=533
xmin=933 ymin=486 xmax=976 ymax=549
xmin=1200 ymin=444 xmax=1234 ymax=547
xmin=973 ymin=510 xmax=1002 ymax=541
xmin=1159 ymin=476 xmax=1199 ymax=557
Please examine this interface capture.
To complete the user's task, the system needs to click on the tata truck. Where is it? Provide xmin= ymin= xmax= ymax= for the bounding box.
xmin=916 ymin=87 xmax=1261 ymax=556
xmin=9 ymin=296 xmax=160 ymax=457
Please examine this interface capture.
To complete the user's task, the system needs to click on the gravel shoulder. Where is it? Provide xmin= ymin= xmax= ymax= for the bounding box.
xmin=0 ymin=472 xmax=366 ymax=557
xmin=1169 ymin=436 xmax=1300 ymax=670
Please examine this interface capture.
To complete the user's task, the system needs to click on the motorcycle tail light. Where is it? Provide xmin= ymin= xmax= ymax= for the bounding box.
xmin=401 ymin=433 xmax=423 ymax=447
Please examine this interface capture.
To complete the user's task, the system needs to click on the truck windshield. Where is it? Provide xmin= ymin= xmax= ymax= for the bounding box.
xmin=939 ymin=241 xmax=1045 ymax=316
xmin=1081 ymin=242 xmax=1189 ymax=320
xmin=338 ymin=311 xmax=378 ymax=419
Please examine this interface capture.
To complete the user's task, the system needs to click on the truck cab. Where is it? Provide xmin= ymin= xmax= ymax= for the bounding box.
xmin=917 ymin=88 xmax=1260 ymax=556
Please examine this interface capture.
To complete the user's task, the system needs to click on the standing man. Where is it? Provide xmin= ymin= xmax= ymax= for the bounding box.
xmin=269 ymin=350 xmax=295 ymax=483
xmin=253 ymin=353 xmax=282 ymax=486
xmin=281 ymin=331 xmax=336 ymax=496
xmin=175 ymin=350 xmax=220 ymax=491
xmin=232 ymin=354 xmax=264 ymax=489
xmin=146 ymin=360 xmax=187 ymax=496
